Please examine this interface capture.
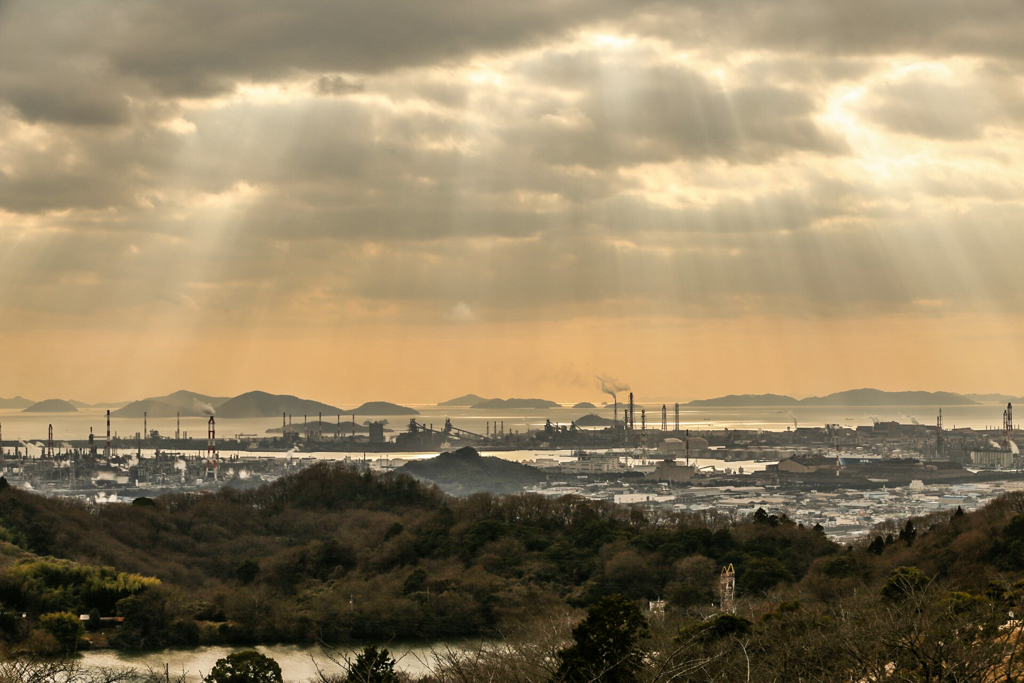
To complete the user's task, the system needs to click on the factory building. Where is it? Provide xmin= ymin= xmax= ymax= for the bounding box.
xmin=647 ymin=459 xmax=697 ymax=483
xmin=658 ymin=436 xmax=708 ymax=455
xmin=971 ymin=448 xmax=1014 ymax=468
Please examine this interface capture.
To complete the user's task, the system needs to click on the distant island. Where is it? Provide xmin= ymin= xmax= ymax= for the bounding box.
xmin=215 ymin=391 xmax=341 ymax=419
xmin=437 ymin=393 xmax=489 ymax=407
xmin=0 ymin=396 xmax=34 ymax=410
xmin=23 ymin=399 xmax=78 ymax=413
xmin=686 ymin=388 xmax=980 ymax=407
xmin=401 ymin=446 xmax=546 ymax=495
xmin=68 ymin=399 xmax=131 ymax=410
xmin=574 ymin=413 xmax=617 ymax=427
xmin=685 ymin=393 xmax=798 ymax=407
xmin=266 ymin=420 xmax=382 ymax=435
xmin=113 ymin=390 xmax=232 ymax=418
xmin=340 ymin=401 xmax=418 ymax=416
xmin=573 ymin=401 xmax=596 ymax=409
xmin=471 ymin=398 xmax=561 ymax=409
xmin=114 ymin=399 xmax=196 ymax=418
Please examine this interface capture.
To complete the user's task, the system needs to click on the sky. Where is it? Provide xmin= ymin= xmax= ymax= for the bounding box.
xmin=2 ymin=0 xmax=1024 ymax=405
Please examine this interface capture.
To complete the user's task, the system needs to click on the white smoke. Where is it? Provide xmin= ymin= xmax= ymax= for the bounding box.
xmin=195 ymin=402 xmax=216 ymax=417
xmin=1012 ymin=441 xmax=1020 ymax=455
xmin=596 ymin=375 xmax=629 ymax=401
xmin=910 ymin=416 xmax=920 ymax=425
xmin=786 ymin=411 xmax=798 ymax=429
xmin=991 ymin=440 xmax=1003 ymax=449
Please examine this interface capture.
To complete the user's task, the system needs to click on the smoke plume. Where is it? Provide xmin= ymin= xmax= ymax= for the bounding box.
xmin=195 ymin=401 xmax=216 ymax=417
xmin=786 ymin=411 xmax=797 ymax=429
xmin=596 ymin=375 xmax=629 ymax=400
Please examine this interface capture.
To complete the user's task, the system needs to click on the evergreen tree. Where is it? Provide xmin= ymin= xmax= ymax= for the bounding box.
xmin=555 ymin=594 xmax=649 ymax=682
xmin=346 ymin=646 xmax=399 ymax=683
xmin=204 ymin=650 xmax=282 ymax=683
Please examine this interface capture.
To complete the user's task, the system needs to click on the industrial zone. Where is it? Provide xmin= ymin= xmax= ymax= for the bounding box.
xmin=1 ymin=393 xmax=1023 ymax=544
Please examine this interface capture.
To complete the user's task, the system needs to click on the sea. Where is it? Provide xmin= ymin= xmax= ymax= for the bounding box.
xmin=0 ymin=403 xmax=1013 ymax=446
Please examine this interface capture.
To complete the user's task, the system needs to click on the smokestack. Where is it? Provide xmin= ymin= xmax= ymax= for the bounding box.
xmin=143 ymin=412 xmax=147 ymax=442
xmin=675 ymin=403 xmax=680 ymax=432
xmin=89 ymin=427 xmax=95 ymax=457
xmin=208 ymin=416 xmax=216 ymax=460
xmin=614 ymin=397 xmax=618 ymax=426
xmin=48 ymin=424 xmax=53 ymax=459
xmin=106 ymin=410 xmax=111 ymax=457
xmin=628 ymin=393 xmax=635 ymax=431
xmin=176 ymin=412 xmax=180 ymax=440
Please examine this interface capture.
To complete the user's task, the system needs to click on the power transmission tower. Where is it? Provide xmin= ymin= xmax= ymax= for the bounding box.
xmin=720 ymin=564 xmax=736 ymax=614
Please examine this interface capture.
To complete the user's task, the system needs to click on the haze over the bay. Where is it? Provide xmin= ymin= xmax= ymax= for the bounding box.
xmin=3 ymin=0 xmax=1024 ymax=404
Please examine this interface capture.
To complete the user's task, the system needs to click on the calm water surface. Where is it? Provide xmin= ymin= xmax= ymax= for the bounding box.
xmin=2 ymin=403 xmax=1013 ymax=443
xmin=79 ymin=642 xmax=475 ymax=681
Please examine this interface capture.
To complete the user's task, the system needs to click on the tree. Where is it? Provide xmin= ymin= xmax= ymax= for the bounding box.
xmin=555 ymin=594 xmax=649 ymax=683
xmin=346 ymin=646 xmax=400 ymax=683
xmin=738 ymin=557 xmax=794 ymax=594
xmin=881 ymin=566 xmax=929 ymax=602
xmin=38 ymin=611 xmax=83 ymax=653
xmin=204 ymin=650 xmax=283 ymax=683
xmin=236 ymin=559 xmax=259 ymax=585
xmin=898 ymin=520 xmax=917 ymax=546
xmin=401 ymin=568 xmax=427 ymax=595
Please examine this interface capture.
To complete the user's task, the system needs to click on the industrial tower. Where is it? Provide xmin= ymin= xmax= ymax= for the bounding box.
xmin=208 ymin=416 xmax=216 ymax=459
xmin=1005 ymin=403 xmax=1014 ymax=448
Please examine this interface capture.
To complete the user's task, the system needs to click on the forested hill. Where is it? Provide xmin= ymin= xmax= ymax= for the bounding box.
xmin=401 ymin=447 xmax=547 ymax=495
xmin=2 ymin=465 xmax=1024 ymax=662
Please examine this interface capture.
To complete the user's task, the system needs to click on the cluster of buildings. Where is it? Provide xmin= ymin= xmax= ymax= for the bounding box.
xmin=527 ymin=471 xmax=1024 ymax=540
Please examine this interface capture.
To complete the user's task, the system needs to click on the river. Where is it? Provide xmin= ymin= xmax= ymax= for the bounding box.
xmin=78 ymin=641 xmax=474 ymax=681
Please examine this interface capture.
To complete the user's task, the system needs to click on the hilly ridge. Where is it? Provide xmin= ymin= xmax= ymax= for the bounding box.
xmin=22 ymin=399 xmax=77 ymax=413
xmin=686 ymin=388 xmax=980 ymax=407
xmin=215 ymin=391 xmax=341 ymax=418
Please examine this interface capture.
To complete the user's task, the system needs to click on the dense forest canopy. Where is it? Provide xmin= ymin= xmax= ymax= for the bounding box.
xmin=1 ymin=463 xmax=1024 ymax=680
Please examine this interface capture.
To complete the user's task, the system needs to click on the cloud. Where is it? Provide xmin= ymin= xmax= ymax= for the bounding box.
xmin=445 ymin=302 xmax=477 ymax=323
xmin=315 ymin=75 xmax=364 ymax=96
xmin=1 ymin=0 xmax=1024 ymax=341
